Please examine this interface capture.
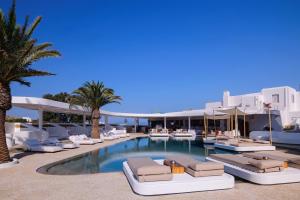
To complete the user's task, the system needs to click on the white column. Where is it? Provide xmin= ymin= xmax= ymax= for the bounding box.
xmin=83 ymin=114 xmax=86 ymax=128
xmin=188 ymin=117 xmax=191 ymax=130
xmin=38 ymin=110 xmax=43 ymax=130
xmin=164 ymin=117 xmax=167 ymax=129
xmin=134 ymin=118 xmax=138 ymax=133
xmin=104 ymin=115 xmax=109 ymax=130
xmin=235 ymin=107 xmax=238 ymax=138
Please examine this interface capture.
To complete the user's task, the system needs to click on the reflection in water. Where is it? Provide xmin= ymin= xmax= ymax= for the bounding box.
xmin=42 ymin=137 xmax=231 ymax=175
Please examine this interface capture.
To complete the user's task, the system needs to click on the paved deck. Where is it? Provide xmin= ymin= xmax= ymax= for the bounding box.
xmin=0 ymin=133 xmax=300 ymax=200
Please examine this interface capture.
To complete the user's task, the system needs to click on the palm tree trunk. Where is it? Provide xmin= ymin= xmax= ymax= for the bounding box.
xmin=0 ymin=110 xmax=10 ymax=163
xmin=91 ymin=109 xmax=100 ymax=139
xmin=0 ymin=83 xmax=12 ymax=163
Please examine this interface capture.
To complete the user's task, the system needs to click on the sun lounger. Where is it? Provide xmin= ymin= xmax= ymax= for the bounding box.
xmin=172 ymin=129 xmax=194 ymax=137
xmin=69 ymin=135 xmax=102 ymax=145
xmin=24 ymin=139 xmax=63 ymax=153
xmin=243 ymin=151 xmax=300 ymax=168
xmin=127 ymin=157 xmax=172 ymax=182
xmin=208 ymin=154 xmax=300 ymax=184
xmin=123 ymin=158 xmax=234 ymax=195
xmin=166 ymin=155 xmax=224 ymax=177
xmin=43 ymin=138 xmax=79 ymax=149
xmin=149 ymin=130 xmax=170 ymax=137
xmin=102 ymin=133 xmax=119 ymax=140
xmin=214 ymin=141 xmax=275 ymax=152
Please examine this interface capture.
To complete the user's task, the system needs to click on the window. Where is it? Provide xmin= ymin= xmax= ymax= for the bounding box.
xmin=291 ymin=94 xmax=295 ymax=103
xmin=272 ymin=94 xmax=279 ymax=103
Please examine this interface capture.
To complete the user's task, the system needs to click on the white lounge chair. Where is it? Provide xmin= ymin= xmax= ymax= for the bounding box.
xmin=69 ymin=135 xmax=102 ymax=145
xmin=123 ymin=157 xmax=234 ymax=195
xmin=102 ymin=131 xmax=119 ymax=140
xmin=149 ymin=129 xmax=170 ymax=137
xmin=208 ymin=154 xmax=300 ymax=185
xmin=172 ymin=129 xmax=194 ymax=137
xmin=111 ymin=127 xmax=129 ymax=138
xmin=43 ymin=138 xmax=79 ymax=149
xmin=214 ymin=139 xmax=276 ymax=152
xmin=24 ymin=139 xmax=63 ymax=153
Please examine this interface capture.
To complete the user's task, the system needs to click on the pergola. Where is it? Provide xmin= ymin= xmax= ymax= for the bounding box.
xmin=12 ymin=96 xmax=270 ymax=136
xmin=12 ymin=96 xmax=207 ymax=131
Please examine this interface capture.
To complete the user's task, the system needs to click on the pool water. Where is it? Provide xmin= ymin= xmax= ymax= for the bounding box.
xmin=38 ymin=137 xmax=230 ymax=175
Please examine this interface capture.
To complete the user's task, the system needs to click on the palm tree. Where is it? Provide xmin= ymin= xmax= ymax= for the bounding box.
xmin=0 ymin=0 xmax=60 ymax=163
xmin=70 ymin=81 xmax=122 ymax=139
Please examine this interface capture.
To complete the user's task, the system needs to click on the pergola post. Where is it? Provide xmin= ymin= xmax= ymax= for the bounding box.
xmin=38 ymin=109 xmax=43 ymax=130
xmin=227 ymin=118 xmax=230 ymax=131
xmin=235 ymin=107 xmax=239 ymax=141
xmin=204 ymin=114 xmax=207 ymax=139
xmin=213 ymin=109 xmax=216 ymax=132
xmin=188 ymin=117 xmax=191 ymax=130
xmin=83 ymin=114 xmax=86 ymax=128
xmin=268 ymin=109 xmax=272 ymax=145
xmin=134 ymin=118 xmax=139 ymax=133
xmin=264 ymin=103 xmax=273 ymax=145
xmin=104 ymin=115 xmax=109 ymax=130
xmin=164 ymin=117 xmax=167 ymax=129
xmin=243 ymin=113 xmax=246 ymax=138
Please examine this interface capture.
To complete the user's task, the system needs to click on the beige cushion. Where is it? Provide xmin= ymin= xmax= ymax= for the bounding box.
xmin=210 ymin=154 xmax=281 ymax=173
xmin=264 ymin=167 xmax=282 ymax=173
xmin=240 ymin=138 xmax=254 ymax=143
xmin=186 ymin=168 xmax=224 ymax=177
xmin=248 ymin=159 xmax=283 ymax=170
xmin=243 ymin=153 xmax=269 ymax=160
xmin=189 ymin=161 xmax=224 ymax=171
xmin=232 ymin=142 xmax=270 ymax=147
xmin=290 ymin=158 xmax=300 ymax=165
xmin=136 ymin=173 xmax=173 ymax=182
xmin=254 ymin=140 xmax=270 ymax=144
xmin=166 ymin=155 xmax=224 ymax=177
xmin=127 ymin=157 xmax=171 ymax=176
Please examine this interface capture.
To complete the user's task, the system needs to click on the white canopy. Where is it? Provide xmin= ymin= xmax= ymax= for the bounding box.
xmin=216 ymin=107 xmax=248 ymax=116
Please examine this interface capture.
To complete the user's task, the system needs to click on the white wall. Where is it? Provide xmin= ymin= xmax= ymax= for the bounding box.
xmin=224 ymin=86 xmax=300 ymax=127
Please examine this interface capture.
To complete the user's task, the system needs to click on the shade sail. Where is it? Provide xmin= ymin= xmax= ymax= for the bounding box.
xmin=204 ymin=113 xmax=231 ymax=120
xmin=216 ymin=107 xmax=248 ymax=115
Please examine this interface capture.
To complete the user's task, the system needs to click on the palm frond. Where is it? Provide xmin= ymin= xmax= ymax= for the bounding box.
xmin=25 ymin=16 xmax=41 ymax=39
xmin=70 ymin=81 xmax=122 ymax=112
xmin=0 ymin=0 xmax=60 ymax=86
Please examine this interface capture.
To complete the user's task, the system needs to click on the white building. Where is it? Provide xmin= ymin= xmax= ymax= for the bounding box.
xmin=221 ymin=86 xmax=300 ymax=128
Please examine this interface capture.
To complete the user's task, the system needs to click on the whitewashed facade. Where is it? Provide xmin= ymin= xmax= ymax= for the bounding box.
xmin=204 ymin=86 xmax=300 ymax=131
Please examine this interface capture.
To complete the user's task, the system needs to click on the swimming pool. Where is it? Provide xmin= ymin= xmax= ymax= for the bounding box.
xmin=38 ymin=137 xmax=230 ymax=175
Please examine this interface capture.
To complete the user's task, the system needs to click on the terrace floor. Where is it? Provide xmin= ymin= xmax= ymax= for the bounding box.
xmin=0 ymin=133 xmax=300 ymax=200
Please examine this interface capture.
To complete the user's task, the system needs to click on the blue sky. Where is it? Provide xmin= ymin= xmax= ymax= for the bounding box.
xmin=2 ymin=0 xmax=300 ymax=121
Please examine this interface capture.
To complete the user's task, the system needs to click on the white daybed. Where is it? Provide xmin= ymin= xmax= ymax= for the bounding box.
xmin=43 ymin=138 xmax=79 ymax=149
xmin=207 ymin=154 xmax=300 ymax=185
xmin=25 ymin=139 xmax=63 ymax=153
xmin=149 ymin=129 xmax=170 ymax=137
xmin=149 ymin=133 xmax=170 ymax=137
xmin=202 ymin=137 xmax=216 ymax=144
xmin=172 ymin=129 xmax=195 ymax=137
xmin=102 ymin=133 xmax=119 ymax=140
xmin=214 ymin=142 xmax=276 ymax=152
xmin=69 ymin=135 xmax=102 ymax=145
xmin=123 ymin=159 xmax=234 ymax=195
xmin=111 ymin=128 xmax=129 ymax=138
